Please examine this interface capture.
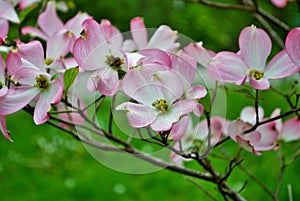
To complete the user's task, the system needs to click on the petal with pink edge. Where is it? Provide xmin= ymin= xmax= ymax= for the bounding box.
xmin=170 ymin=115 xmax=190 ymax=141
xmin=279 ymin=118 xmax=300 ymax=142
xmin=6 ymin=50 xmax=22 ymax=76
xmin=208 ymin=52 xmax=248 ymax=84
xmin=0 ymin=19 xmax=9 ymax=39
xmin=240 ymin=106 xmax=264 ymax=125
xmin=286 ymin=28 xmax=300 ymax=68
xmin=271 ymin=0 xmax=288 ymax=7
xmin=38 ymin=1 xmax=63 ymax=36
xmin=265 ymin=50 xmax=299 ymax=79
xmin=130 ymin=17 xmax=148 ymax=49
xmin=147 ymin=25 xmax=179 ymax=52
xmin=186 ymin=85 xmax=207 ymax=100
xmin=255 ymin=122 xmax=278 ymax=151
xmin=249 ymin=77 xmax=270 ymax=90
xmin=0 ymin=87 xmax=39 ymax=115
xmin=239 ymin=25 xmax=271 ymax=71
xmin=17 ymin=40 xmax=45 ymax=71
xmin=96 ymin=67 xmax=120 ymax=96
xmin=0 ymin=115 xmax=12 ymax=141
xmin=116 ymin=102 xmax=157 ymax=128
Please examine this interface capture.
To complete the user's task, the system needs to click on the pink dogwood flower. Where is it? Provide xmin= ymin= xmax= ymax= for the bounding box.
xmin=116 ymin=70 xmax=196 ymax=131
xmin=0 ymin=40 xmax=63 ymax=125
xmin=228 ymin=106 xmax=278 ymax=155
xmin=73 ymin=18 xmax=125 ymax=96
xmin=123 ymin=17 xmax=179 ymax=52
xmin=286 ymin=27 xmax=300 ymax=68
xmin=22 ymin=1 xmax=90 ymax=65
xmin=208 ymin=25 xmax=299 ymax=90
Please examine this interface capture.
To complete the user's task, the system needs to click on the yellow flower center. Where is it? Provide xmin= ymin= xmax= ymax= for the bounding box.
xmin=250 ymin=69 xmax=264 ymax=80
xmin=105 ymin=55 xmax=124 ymax=71
xmin=0 ymin=81 xmax=3 ymax=90
xmin=152 ymin=99 xmax=169 ymax=114
xmin=35 ymin=74 xmax=49 ymax=91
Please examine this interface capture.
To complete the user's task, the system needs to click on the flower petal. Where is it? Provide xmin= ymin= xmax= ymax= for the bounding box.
xmin=116 ymin=102 xmax=157 ymax=128
xmin=240 ymin=106 xmax=264 ymax=125
xmin=239 ymin=25 xmax=271 ymax=71
xmin=96 ymin=67 xmax=120 ymax=96
xmin=286 ymin=28 xmax=300 ymax=68
xmin=170 ymin=115 xmax=190 ymax=141
xmin=21 ymin=26 xmax=48 ymax=40
xmin=249 ymin=77 xmax=270 ymax=90
xmin=208 ymin=52 xmax=248 ymax=84
xmin=0 ymin=115 xmax=12 ymax=141
xmin=279 ymin=118 xmax=300 ymax=142
xmin=0 ymin=87 xmax=39 ymax=115
xmin=38 ymin=1 xmax=63 ymax=36
xmin=130 ymin=17 xmax=148 ymax=49
xmin=0 ymin=1 xmax=20 ymax=23
xmin=147 ymin=25 xmax=179 ymax=52
xmin=34 ymin=79 xmax=63 ymax=125
xmin=264 ymin=50 xmax=299 ymax=79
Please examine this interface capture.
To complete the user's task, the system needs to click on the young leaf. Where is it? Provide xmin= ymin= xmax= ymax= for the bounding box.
xmin=64 ymin=67 xmax=79 ymax=96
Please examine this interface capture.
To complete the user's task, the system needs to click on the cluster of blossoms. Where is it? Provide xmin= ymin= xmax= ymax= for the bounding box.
xmin=0 ymin=1 xmax=299 ymax=161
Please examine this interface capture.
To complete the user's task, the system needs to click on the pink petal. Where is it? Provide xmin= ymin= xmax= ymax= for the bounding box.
xmin=122 ymin=39 xmax=138 ymax=52
xmin=138 ymin=48 xmax=172 ymax=68
xmin=96 ymin=67 xmax=120 ymax=96
xmin=240 ymin=106 xmax=264 ymax=125
xmin=279 ymin=118 xmax=300 ymax=142
xmin=151 ymin=111 xmax=179 ymax=131
xmin=265 ymin=50 xmax=299 ymax=79
xmin=6 ymin=49 xmax=22 ymax=76
xmin=286 ymin=28 xmax=300 ymax=68
xmin=0 ymin=115 xmax=12 ymax=141
xmin=147 ymin=25 xmax=179 ymax=52
xmin=185 ymin=85 xmax=207 ymax=99
xmin=170 ymin=115 xmax=190 ymax=141
xmin=208 ymin=52 xmax=248 ymax=84
xmin=183 ymin=42 xmax=215 ymax=68
xmin=0 ymin=87 xmax=39 ymax=115
xmin=17 ymin=40 xmax=45 ymax=71
xmin=255 ymin=122 xmax=278 ymax=151
xmin=21 ymin=26 xmax=48 ymax=40
xmin=236 ymin=134 xmax=262 ymax=156
xmin=33 ymin=79 xmax=63 ymax=125
xmin=271 ymin=108 xmax=282 ymax=132
xmin=239 ymin=25 xmax=271 ymax=71
xmin=171 ymin=100 xmax=197 ymax=116
xmin=228 ymin=119 xmax=252 ymax=140
xmin=116 ymin=102 xmax=157 ymax=128
xmin=193 ymin=103 xmax=204 ymax=117
xmin=271 ymin=0 xmax=288 ymax=7
xmin=0 ymin=1 xmax=20 ymax=23
xmin=249 ymin=77 xmax=270 ymax=90
xmin=100 ymin=19 xmax=123 ymax=48
xmin=0 ymin=19 xmax=9 ymax=39
xmin=38 ymin=1 xmax=63 ymax=36
xmin=130 ymin=17 xmax=148 ymax=49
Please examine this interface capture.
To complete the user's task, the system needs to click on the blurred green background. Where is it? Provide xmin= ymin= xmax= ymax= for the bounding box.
xmin=1 ymin=0 xmax=300 ymax=200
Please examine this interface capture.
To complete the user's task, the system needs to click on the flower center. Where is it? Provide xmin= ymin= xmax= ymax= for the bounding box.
xmin=0 ymin=81 xmax=3 ymax=90
xmin=35 ymin=74 xmax=49 ymax=91
xmin=250 ymin=69 xmax=264 ymax=80
xmin=152 ymin=99 xmax=169 ymax=114
xmin=105 ymin=55 xmax=124 ymax=71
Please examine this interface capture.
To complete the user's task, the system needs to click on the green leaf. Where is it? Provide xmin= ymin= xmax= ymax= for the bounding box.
xmin=63 ymin=67 xmax=79 ymax=96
